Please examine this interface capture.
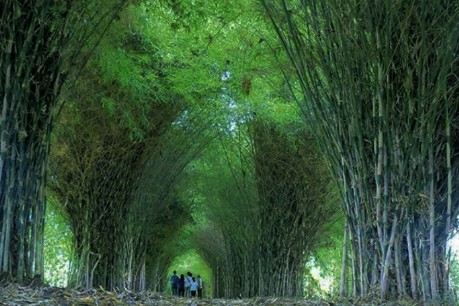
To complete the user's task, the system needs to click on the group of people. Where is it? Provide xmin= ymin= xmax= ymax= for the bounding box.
xmin=170 ymin=271 xmax=204 ymax=298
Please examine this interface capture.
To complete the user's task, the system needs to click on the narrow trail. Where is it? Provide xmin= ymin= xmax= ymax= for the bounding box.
xmin=0 ymin=283 xmax=426 ymax=306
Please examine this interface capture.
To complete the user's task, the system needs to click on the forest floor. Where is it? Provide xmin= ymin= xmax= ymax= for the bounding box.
xmin=0 ymin=283 xmax=450 ymax=306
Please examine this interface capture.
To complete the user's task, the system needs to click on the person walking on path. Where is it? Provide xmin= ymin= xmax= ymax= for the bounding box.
xmin=185 ymin=272 xmax=193 ymax=297
xmin=190 ymin=276 xmax=198 ymax=298
xmin=178 ymin=274 xmax=185 ymax=297
xmin=197 ymin=274 xmax=204 ymax=298
xmin=170 ymin=271 xmax=179 ymax=296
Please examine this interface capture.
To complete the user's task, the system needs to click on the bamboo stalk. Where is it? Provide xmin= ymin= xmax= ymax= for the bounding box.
xmin=428 ymin=144 xmax=438 ymax=299
xmin=444 ymin=101 xmax=452 ymax=292
xmin=406 ymin=222 xmax=418 ymax=299
xmin=339 ymin=222 xmax=348 ymax=297
xmin=394 ymin=237 xmax=403 ymax=297
xmin=381 ymin=213 xmax=398 ymax=299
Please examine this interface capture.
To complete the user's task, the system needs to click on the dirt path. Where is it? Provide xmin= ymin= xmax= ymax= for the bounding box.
xmin=0 ymin=283 xmax=430 ymax=305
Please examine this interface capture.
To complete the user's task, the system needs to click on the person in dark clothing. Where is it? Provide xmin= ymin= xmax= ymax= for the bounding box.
xmin=178 ymin=274 xmax=185 ymax=297
xmin=170 ymin=270 xmax=179 ymax=296
xmin=197 ymin=274 xmax=204 ymax=298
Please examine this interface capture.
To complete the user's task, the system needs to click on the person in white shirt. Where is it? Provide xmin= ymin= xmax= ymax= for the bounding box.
xmin=190 ymin=276 xmax=198 ymax=297
xmin=185 ymin=272 xmax=193 ymax=297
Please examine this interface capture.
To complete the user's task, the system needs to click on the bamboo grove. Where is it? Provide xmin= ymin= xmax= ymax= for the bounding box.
xmin=1 ymin=0 xmax=459 ymax=303
xmin=0 ymin=0 xmax=128 ymax=283
xmin=48 ymin=3 xmax=220 ymax=289
xmin=192 ymin=120 xmax=336 ymax=298
xmin=262 ymin=0 xmax=459 ymax=300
